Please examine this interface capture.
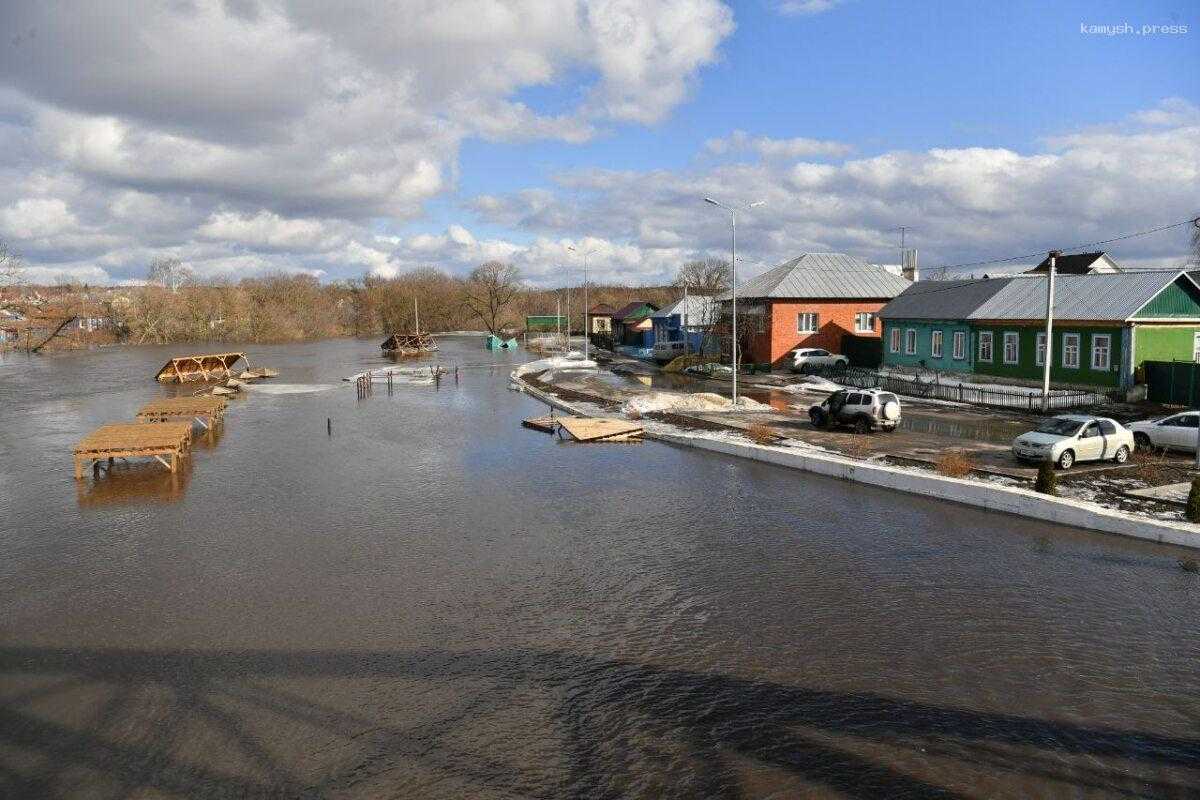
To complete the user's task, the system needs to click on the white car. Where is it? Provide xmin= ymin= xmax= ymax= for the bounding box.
xmin=790 ymin=348 xmax=848 ymax=372
xmin=1012 ymin=414 xmax=1135 ymax=469
xmin=1128 ymin=411 xmax=1200 ymax=453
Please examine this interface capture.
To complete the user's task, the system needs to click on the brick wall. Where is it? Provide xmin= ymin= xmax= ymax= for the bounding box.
xmin=747 ymin=299 xmax=888 ymax=366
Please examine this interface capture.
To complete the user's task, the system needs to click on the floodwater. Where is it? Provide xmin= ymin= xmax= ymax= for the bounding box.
xmin=1 ymin=337 xmax=1198 ymax=799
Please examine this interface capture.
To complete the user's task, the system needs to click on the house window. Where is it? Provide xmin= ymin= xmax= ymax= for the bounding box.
xmin=904 ymin=329 xmax=917 ymax=355
xmin=854 ymin=312 xmax=875 ymax=333
xmin=1193 ymin=332 xmax=1200 ymax=362
xmin=1036 ymin=332 xmax=1047 ymax=366
xmin=797 ymin=312 xmax=818 ymax=333
xmin=931 ymin=330 xmax=943 ymax=359
xmin=1003 ymin=332 xmax=1019 ymax=365
xmin=1062 ymin=333 xmax=1080 ymax=369
xmin=952 ymin=331 xmax=966 ymax=360
xmin=890 ymin=327 xmax=901 ymax=353
xmin=978 ymin=332 xmax=993 ymax=362
xmin=1091 ymin=334 xmax=1111 ymax=371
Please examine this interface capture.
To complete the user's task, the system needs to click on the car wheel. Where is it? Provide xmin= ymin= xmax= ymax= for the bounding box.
xmin=854 ymin=416 xmax=872 ymax=435
xmin=1133 ymin=432 xmax=1151 ymax=449
xmin=1057 ymin=449 xmax=1075 ymax=470
xmin=809 ymin=408 xmax=827 ymax=428
xmin=1112 ymin=445 xmax=1130 ymax=464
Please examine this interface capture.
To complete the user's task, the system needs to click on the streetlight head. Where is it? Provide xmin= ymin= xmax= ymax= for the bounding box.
xmin=749 ymin=200 xmax=766 ymax=208
xmin=567 ymin=245 xmax=576 ymax=252
xmin=703 ymin=197 xmax=719 ymax=206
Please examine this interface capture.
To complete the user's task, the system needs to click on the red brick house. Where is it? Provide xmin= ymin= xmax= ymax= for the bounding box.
xmin=720 ymin=252 xmax=911 ymax=367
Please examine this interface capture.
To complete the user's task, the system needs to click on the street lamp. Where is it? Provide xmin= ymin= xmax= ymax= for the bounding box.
xmin=703 ymin=197 xmax=765 ymax=404
xmin=568 ymin=244 xmax=597 ymax=361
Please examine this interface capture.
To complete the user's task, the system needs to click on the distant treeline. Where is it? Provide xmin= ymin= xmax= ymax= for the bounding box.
xmin=85 ymin=269 xmax=686 ymax=345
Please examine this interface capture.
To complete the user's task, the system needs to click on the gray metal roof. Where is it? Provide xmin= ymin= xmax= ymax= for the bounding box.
xmin=651 ymin=295 xmax=719 ymax=323
xmin=969 ymin=271 xmax=1189 ymax=321
xmin=718 ymin=252 xmax=911 ymax=300
xmin=879 ymin=278 xmax=1014 ymax=320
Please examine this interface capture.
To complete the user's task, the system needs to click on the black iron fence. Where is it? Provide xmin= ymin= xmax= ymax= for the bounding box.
xmin=796 ymin=364 xmax=1110 ymax=411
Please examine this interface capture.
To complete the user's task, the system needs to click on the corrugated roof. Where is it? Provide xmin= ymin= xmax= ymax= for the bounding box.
xmin=969 ymin=271 xmax=1189 ymax=321
xmin=651 ymin=295 xmax=719 ymax=322
xmin=1024 ymin=252 xmax=1114 ymax=274
xmin=718 ymin=252 xmax=911 ymax=300
xmin=879 ymin=278 xmax=1014 ymax=320
xmin=611 ymin=300 xmax=657 ymax=321
xmin=587 ymin=303 xmax=617 ymax=316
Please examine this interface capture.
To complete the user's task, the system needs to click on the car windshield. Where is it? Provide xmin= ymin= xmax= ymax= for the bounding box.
xmin=1035 ymin=418 xmax=1084 ymax=436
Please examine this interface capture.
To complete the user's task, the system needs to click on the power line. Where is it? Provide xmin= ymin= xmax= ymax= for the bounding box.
xmin=926 ymin=217 xmax=1198 ymax=275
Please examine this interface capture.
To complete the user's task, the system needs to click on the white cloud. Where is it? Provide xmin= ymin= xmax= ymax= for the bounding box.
xmin=0 ymin=198 xmax=79 ymax=239
xmin=777 ymin=0 xmax=846 ymax=15
xmin=705 ymin=130 xmax=853 ymax=159
xmin=198 ymin=211 xmax=344 ymax=251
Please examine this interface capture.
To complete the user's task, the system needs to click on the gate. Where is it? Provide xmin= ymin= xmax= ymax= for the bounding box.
xmin=1145 ymin=360 xmax=1200 ymax=406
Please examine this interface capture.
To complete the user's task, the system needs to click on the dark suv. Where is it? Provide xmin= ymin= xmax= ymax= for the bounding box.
xmin=808 ymin=389 xmax=902 ymax=433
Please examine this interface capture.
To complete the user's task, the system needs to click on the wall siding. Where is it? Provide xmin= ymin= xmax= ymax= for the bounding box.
xmin=972 ymin=323 xmax=1124 ymax=387
xmin=880 ymin=320 xmax=974 ymax=373
xmin=1134 ymin=325 xmax=1200 ymax=364
xmin=1134 ymin=280 xmax=1200 ymax=318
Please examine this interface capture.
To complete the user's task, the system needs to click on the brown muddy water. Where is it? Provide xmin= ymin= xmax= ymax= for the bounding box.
xmin=1 ymin=337 xmax=1198 ymax=799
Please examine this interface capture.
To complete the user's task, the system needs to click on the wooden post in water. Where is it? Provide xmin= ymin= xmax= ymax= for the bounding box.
xmin=327 ymin=417 xmax=332 ymax=436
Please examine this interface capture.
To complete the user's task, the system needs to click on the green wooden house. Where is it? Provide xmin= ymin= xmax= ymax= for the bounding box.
xmin=880 ymin=270 xmax=1200 ymax=389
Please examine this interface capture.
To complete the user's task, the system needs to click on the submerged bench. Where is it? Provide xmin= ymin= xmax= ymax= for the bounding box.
xmin=74 ymin=422 xmax=193 ymax=478
xmin=135 ymin=396 xmax=227 ymax=429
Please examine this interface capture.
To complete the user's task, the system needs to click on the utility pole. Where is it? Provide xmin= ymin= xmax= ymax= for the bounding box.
xmin=567 ymin=245 xmax=596 ymax=361
xmin=704 ymin=198 xmax=764 ymax=405
xmin=1041 ymin=250 xmax=1059 ymax=413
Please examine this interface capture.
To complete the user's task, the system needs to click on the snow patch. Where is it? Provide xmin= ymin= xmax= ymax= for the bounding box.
xmin=621 ymin=391 xmax=772 ymax=416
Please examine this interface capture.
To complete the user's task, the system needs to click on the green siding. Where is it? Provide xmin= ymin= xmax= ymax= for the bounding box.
xmin=1133 ymin=279 xmax=1200 ymax=318
xmin=972 ymin=324 xmax=1124 ymax=387
xmin=881 ymin=320 xmax=973 ymax=372
xmin=1134 ymin=325 xmax=1200 ymax=364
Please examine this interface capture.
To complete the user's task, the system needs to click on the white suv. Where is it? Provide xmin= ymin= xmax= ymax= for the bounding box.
xmin=790 ymin=348 xmax=849 ymax=372
xmin=808 ymin=389 xmax=901 ymax=433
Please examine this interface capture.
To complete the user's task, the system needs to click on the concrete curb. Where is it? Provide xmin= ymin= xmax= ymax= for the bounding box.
xmin=514 ymin=375 xmax=1200 ymax=550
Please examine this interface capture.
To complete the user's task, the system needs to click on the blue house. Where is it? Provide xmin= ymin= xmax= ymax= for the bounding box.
xmin=650 ymin=296 xmax=719 ymax=354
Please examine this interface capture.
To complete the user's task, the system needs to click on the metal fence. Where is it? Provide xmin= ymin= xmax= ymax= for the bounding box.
xmin=797 ymin=364 xmax=1110 ymax=411
xmin=1145 ymin=360 xmax=1200 ymax=406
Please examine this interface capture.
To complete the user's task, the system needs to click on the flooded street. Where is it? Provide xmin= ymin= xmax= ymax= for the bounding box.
xmin=2 ymin=338 xmax=1198 ymax=798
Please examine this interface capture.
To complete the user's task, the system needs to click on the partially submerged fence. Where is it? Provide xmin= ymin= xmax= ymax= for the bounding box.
xmin=799 ymin=364 xmax=1110 ymax=411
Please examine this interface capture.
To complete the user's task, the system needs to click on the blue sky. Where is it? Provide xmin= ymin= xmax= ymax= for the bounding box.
xmin=0 ymin=0 xmax=1196 ymax=285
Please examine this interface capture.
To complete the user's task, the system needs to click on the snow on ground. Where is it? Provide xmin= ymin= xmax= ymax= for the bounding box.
xmin=511 ymin=355 xmax=596 ymax=378
xmin=621 ymin=391 xmax=772 ymax=416
xmin=779 ymin=376 xmax=844 ymax=394
xmin=243 ymin=383 xmax=339 ymax=394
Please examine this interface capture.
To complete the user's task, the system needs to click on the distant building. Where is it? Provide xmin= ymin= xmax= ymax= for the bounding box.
xmin=1024 ymin=251 xmax=1121 ymax=275
xmin=650 ymin=296 xmax=719 ymax=354
xmin=586 ymin=303 xmax=616 ymax=334
xmin=610 ymin=301 xmax=659 ymax=347
xmin=717 ymin=252 xmax=911 ymax=367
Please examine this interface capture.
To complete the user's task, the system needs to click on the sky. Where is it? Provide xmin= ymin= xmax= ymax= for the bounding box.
xmin=0 ymin=0 xmax=1197 ymax=287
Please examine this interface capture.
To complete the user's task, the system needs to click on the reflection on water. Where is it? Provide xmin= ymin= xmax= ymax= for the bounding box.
xmin=2 ymin=337 xmax=1198 ymax=798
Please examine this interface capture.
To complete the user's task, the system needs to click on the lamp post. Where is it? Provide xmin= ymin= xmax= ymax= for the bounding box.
xmin=568 ymin=244 xmax=596 ymax=361
xmin=703 ymin=197 xmax=764 ymax=404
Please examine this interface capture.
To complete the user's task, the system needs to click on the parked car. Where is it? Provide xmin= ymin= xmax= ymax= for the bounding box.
xmin=790 ymin=348 xmax=849 ymax=372
xmin=808 ymin=389 xmax=901 ymax=433
xmin=1012 ymin=415 xmax=1135 ymax=469
xmin=1127 ymin=411 xmax=1200 ymax=453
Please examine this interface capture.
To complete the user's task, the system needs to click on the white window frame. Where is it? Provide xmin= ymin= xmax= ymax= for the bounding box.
xmin=1035 ymin=332 xmax=1047 ymax=366
xmin=797 ymin=312 xmax=818 ymax=334
xmin=1062 ymin=332 xmax=1080 ymax=369
xmin=854 ymin=312 xmax=875 ymax=333
xmin=1193 ymin=332 xmax=1200 ymax=362
xmin=1002 ymin=331 xmax=1019 ymax=365
xmin=952 ymin=331 xmax=966 ymax=360
xmin=890 ymin=327 xmax=901 ymax=353
xmin=1091 ymin=334 xmax=1111 ymax=371
xmin=978 ymin=331 xmax=993 ymax=362
xmin=930 ymin=330 xmax=943 ymax=359
xmin=904 ymin=328 xmax=917 ymax=355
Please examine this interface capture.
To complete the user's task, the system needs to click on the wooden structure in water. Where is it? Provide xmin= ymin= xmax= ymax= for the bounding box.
xmin=381 ymin=332 xmax=438 ymax=356
xmin=556 ymin=417 xmax=644 ymax=443
xmin=155 ymin=352 xmax=246 ymax=383
xmin=522 ymin=415 xmax=559 ymax=433
xmin=74 ymin=422 xmax=193 ymax=478
xmin=135 ymin=396 xmax=227 ymax=429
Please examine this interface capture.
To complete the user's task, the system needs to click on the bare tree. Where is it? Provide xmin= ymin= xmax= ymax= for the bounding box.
xmin=461 ymin=261 xmax=521 ymax=335
xmin=0 ymin=239 xmax=24 ymax=287
xmin=675 ymin=258 xmax=730 ymax=296
xmin=147 ymin=256 xmax=193 ymax=292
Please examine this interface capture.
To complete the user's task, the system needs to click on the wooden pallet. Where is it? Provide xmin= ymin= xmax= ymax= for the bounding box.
xmin=135 ymin=396 xmax=228 ymax=429
xmin=556 ymin=417 xmax=644 ymax=442
xmin=522 ymin=415 xmax=559 ymax=433
xmin=74 ymin=422 xmax=193 ymax=478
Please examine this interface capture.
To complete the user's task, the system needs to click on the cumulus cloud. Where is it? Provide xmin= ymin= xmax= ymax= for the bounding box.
xmin=705 ymin=130 xmax=852 ymax=159
xmin=776 ymin=0 xmax=847 ymax=15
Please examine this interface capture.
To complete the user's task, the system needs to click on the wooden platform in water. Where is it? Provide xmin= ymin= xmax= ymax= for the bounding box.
xmin=522 ymin=415 xmax=559 ymax=433
xmin=155 ymin=353 xmax=246 ymax=383
xmin=556 ymin=417 xmax=644 ymax=442
xmin=135 ymin=396 xmax=228 ymax=428
xmin=74 ymin=422 xmax=193 ymax=478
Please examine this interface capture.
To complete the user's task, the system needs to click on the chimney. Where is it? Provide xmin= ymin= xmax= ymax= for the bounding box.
xmin=901 ymin=248 xmax=919 ymax=282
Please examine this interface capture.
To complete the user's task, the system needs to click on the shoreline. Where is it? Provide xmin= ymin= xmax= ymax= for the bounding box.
xmin=513 ymin=368 xmax=1200 ymax=552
